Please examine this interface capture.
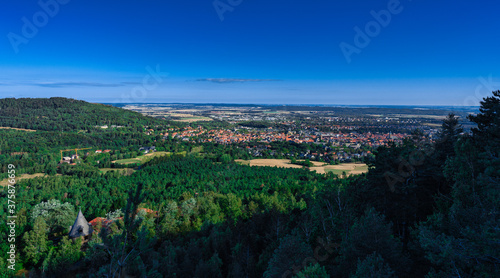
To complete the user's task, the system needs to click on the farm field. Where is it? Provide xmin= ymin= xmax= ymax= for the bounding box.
xmin=235 ymin=159 xmax=304 ymax=168
xmin=235 ymin=159 xmax=369 ymax=176
xmin=174 ymin=116 xmax=213 ymax=122
xmin=317 ymin=163 xmax=369 ymax=175
xmin=392 ymin=114 xmax=447 ymax=120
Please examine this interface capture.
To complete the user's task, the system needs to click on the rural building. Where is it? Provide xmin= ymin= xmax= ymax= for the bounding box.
xmin=62 ymin=156 xmax=72 ymax=163
xmin=69 ymin=210 xmax=93 ymax=240
xmin=139 ymin=146 xmax=156 ymax=153
xmin=89 ymin=208 xmax=158 ymax=234
xmin=88 ymin=217 xmax=115 ymax=234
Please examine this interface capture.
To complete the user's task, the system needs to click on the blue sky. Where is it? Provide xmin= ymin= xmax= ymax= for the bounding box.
xmin=0 ymin=0 xmax=499 ymax=105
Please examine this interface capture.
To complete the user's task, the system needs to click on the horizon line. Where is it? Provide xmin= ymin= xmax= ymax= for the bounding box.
xmin=99 ymin=102 xmax=479 ymax=108
xmin=0 ymin=97 xmax=481 ymax=108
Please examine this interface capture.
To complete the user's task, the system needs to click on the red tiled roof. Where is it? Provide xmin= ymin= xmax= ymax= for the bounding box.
xmin=138 ymin=207 xmax=158 ymax=216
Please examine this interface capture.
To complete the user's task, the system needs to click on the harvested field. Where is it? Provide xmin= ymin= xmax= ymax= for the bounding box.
xmin=308 ymin=161 xmax=327 ymax=167
xmin=393 ymin=114 xmax=446 ymax=120
xmin=321 ymin=163 xmax=369 ymax=175
xmin=235 ymin=159 xmax=368 ymax=176
xmin=173 ymin=117 xmax=213 ymax=122
xmin=235 ymin=159 xmax=303 ymax=169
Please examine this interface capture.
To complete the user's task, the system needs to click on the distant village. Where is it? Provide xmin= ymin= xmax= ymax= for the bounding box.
xmin=123 ymin=104 xmax=453 ymax=163
xmin=148 ymin=124 xmax=438 ymax=162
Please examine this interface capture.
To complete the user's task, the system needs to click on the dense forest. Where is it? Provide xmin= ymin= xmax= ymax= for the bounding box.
xmin=0 ymin=92 xmax=499 ymax=277
xmin=0 ymin=97 xmax=169 ymax=131
xmin=0 ymin=98 xmax=187 ymax=180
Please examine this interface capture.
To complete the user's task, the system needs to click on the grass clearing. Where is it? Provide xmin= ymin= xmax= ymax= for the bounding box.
xmin=113 ymin=151 xmax=188 ymax=165
xmin=190 ymin=146 xmax=204 ymax=154
xmin=0 ymin=173 xmax=61 ymax=186
xmin=99 ymin=168 xmax=136 ymax=176
xmin=112 ymin=158 xmax=142 ymax=164
xmin=0 ymin=127 xmax=37 ymax=132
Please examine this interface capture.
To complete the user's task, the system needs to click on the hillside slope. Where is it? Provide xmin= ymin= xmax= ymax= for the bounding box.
xmin=0 ymin=97 xmax=165 ymax=131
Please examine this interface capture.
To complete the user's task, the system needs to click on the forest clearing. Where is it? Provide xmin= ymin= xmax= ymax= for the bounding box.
xmin=0 ymin=173 xmax=61 ymax=186
xmin=112 ymin=151 xmax=172 ymax=165
xmin=235 ymin=159 xmax=368 ymax=175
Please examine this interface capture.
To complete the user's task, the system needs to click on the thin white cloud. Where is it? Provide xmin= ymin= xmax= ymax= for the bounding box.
xmin=196 ymin=78 xmax=282 ymax=83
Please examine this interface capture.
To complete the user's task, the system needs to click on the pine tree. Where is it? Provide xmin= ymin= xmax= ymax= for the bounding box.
xmin=418 ymin=90 xmax=500 ymax=277
xmin=22 ymin=218 xmax=49 ymax=267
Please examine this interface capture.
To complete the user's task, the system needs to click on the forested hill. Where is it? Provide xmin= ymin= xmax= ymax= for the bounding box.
xmin=0 ymin=97 xmax=165 ymax=131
